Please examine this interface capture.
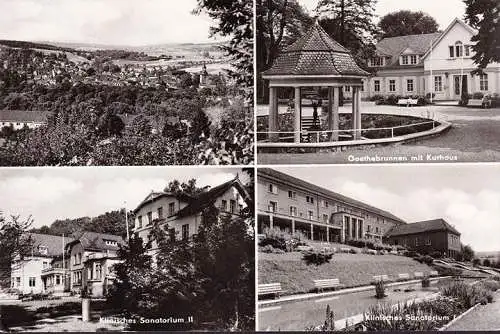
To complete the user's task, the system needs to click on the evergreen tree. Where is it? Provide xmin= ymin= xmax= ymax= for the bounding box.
xmin=191 ymin=109 xmax=211 ymax=143
xmin=464 ymin=0 xmax=500 ymax=70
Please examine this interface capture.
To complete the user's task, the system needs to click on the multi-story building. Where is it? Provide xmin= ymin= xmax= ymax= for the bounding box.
xmin=66 ymin=232 xmax=125 ymax=297
xmin=10 ymin=233 xmax=73 ymax=294
xmin=384 ymin=218 xmax=462 ymax=258
xmin=257 ymin=168 xmax=406 ymax=243
xmin=362 ymin=18 xmax=500 ymax=100
xmin=133 ymin=176 xmax=252 ymax=250
xmin=40 ymin=255 xmax=71 ymax=295
xmin=0 ymin=110 xmax=50 ymax=130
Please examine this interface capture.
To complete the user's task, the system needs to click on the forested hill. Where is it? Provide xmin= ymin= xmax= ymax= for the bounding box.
xmin=0 ymin=40 xmax=76 ymax=53
xmin=29 ymin=210 xmax=131 ymax=238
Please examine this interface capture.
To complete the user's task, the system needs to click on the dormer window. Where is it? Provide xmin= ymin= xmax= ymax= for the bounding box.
xmin=410 ymin=55 xmax=417 ymax=64
xmin=455 ymin=41 xmax=463 ymax=57
xmin=450 ymin=41 xmax=466 ymax=58
xmin=104 ymin=239 xmax=118 ymax=246
xmin=369 ymin=57 xmax=384 ymax=67
xmin=401 ymin=55 xmax=408 ymax=65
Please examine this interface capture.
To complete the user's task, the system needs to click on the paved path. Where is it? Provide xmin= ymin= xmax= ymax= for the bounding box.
xmin=444 ymin=291 xmax=500 ymax=331
xmin=7 ymin=314 xmax=126 ymax=332
xmin=257 ymin=102 xmax=500 ymax=164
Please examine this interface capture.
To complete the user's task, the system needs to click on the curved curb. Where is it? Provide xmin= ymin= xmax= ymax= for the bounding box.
xmin=438 ymin=303 xmax=481 ymax=331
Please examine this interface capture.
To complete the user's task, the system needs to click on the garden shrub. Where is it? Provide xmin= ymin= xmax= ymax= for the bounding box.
xmin=472 ymin=92 xmax=484 ymax=99
xmin=375 ymin=280 xmax=386 ymax=299
xmin=422 ymin=255 xmax=434 ymax=265
xmin=430 ymin=251 xmax=443 ymax=259
xmin=421 ymin=276 xmax=430 ymax=288
xmin=260 ymin=245 xmax=284 ymax=254
xmin=302 ymin=249 xmax=334 ymax=266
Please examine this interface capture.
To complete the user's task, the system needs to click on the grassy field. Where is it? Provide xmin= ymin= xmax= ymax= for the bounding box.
xmin=258 ymin=252 xmax=434 ymax=295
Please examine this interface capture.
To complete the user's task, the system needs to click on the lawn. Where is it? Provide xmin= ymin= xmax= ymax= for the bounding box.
xmin=258 ymin=252 xmax=434 ymax=295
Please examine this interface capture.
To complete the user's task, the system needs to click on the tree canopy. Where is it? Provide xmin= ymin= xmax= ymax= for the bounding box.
xmin=378 ymin=10 xmax=439 ymax=39
xmin=464 ymin=0 xmax=500 ymax=69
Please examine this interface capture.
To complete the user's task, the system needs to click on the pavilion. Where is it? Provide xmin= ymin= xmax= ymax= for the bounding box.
xmin=262 ymin=22 xmax=369 ymax=143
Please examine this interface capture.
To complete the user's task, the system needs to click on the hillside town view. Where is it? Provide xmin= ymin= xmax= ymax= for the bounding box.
xmin=0 ymin=167 xmax=255 ymax=331
xmin=0 ymin=0 xmax=253 ymax=165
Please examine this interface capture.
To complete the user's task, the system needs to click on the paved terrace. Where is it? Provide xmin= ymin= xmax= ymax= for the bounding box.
xmin=257 ymin=102 xmax=500 ymax=164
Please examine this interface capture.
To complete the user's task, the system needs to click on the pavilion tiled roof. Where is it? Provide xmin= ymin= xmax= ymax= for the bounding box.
xmin=263 ymin=23 xmax=369 ymax=77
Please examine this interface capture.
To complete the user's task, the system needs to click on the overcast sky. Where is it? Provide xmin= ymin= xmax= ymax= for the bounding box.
xmin=275 ymin=165 xmax=500 ymax=253
xmin=0 ymin=0 xmax=217 ymax=45
xmin=0 ymin=167 xmax=249 ymax=229
xmin=300 ymin=0 xmax=466 ymax=30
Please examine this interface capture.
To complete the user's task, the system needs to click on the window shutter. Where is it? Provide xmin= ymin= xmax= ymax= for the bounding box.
xmin=449 ymin=46 xmax=454 ymax=58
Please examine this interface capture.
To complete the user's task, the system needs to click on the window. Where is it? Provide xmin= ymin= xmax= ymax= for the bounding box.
xmin=289 ymin=206 xmax=297 ymax=217
xmin=465 ymin=45 xmax=471 ymax=56
xmin=415 ymin=237 xmax=419 ymax=246
xmin=157 ymin=207 xmax=163 ymax=219
xmin=168 ymin=202 xmax=175 ymax=216
xmin=455 ymin=41 xmax=463 ymax=57
xmin=434 ymin=76 xmax=443 ymax=92
xmin=147 ymin=211 xmax=152 ymax=224
xmin=449 ymin=45 xmax=454 ymax=58
xmin=426 ymin=237 xmax=431 ymax=245
xmin=137 ymin=215 xmax=142 ymax=228
xmin=306 ymin=196 xmax=314 ymax=204
xmin=401 ymin=55 xmax=408 ymax=65
xmin=367 ymin=225 xmax=371 ymax=233
xmin=344 ymin=86 xmax=351 ymax=92
xmin=375 ymin=227 xmax=379 ymax=234
xmin=43 ymin=261 xmax=48 ymax=269
xmin=182 ymin=224 xmax=189 ymax=240
xmin=370 ymin=57 xmax=383 ymax=67
xmin=105 ymin=240 xmax=117 ymax=246
xmin=322 ymin=200 xmax=329 ymax=208
xmin=407 ymin=79 xmax=414 ymax=92
xmin=39 ymin=246 xmax=48 ymax=255
xmin=16 ymin=277 xmax=20 ymax=286
xmin=308 ymin=210 xmax=314 ymax=220
xmin=29 ymin=277 xmax=36 ymax=287
xmin=95 ymin=263 xmax=102 ymax=280
xmin=374 ymin=80 xmax=380 ymax=92
xmin=169 ymin=228 xmax=176 ymax=241
xmin=389 ymin=80 xmax=396 ymax=92
xmin=323 ymin=214 xmax=329 ymax=223
xmin=269 ymin=201 xmax=277 ymax=213
xmin=288 ymin=190 xmax=296 ymax=199
xmin=268 ymin=183 xmax=278 ymax=194
xmin=480 ymin=74 xmax=488 ymax=91
xmin=221 ymin=199 xmax=227 ymax=211
xmin=410 ymin=55 xmax=417 ymax=64
xmin=230 ymin=199 xmax=236 ymax=214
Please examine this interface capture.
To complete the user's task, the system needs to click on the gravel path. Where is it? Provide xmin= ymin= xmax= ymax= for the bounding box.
xmin=444 ymin=291 xmax=500 ymax=331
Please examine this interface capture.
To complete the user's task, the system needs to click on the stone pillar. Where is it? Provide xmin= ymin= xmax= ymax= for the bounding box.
xmin=294 ymin=87 xmax=301 ymax=143
xmin=351 ymin=86 xmax=357 ymax=140
xmin=269 ymin=86 xmax=278 ymax=141
xmin=356 ymin=86 xmax=362 ymax=139
xmin=292 ymin=220 xmax=296 ymax=235
xmin=269 ymin=215 xmax=274 ymax=230
xmin=333 ymin=87 xmax=340 ymax=141
xmin=310 ymin=224 xmax=314 ymax=241
xmin=326 ymin=227 xmax=330 ymax=243
xmin=341 ymin=218 xmax=345 ymax=243
xmin=327 ymin=87 xmax=333 ymax=133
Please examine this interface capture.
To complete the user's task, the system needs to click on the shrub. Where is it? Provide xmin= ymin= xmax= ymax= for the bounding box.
xmin=430 ymin=251 xmax=443 ymax=259
xmin=422 ymin=255 xmax=434 ymax=265
xmin=259 ymin=227 xmax=291 ymax=251
xmin=322 ymin=304 xmax=335 ymax=331
xmin=483 ymin=259 xmax=491 ymax=267
xmin=349 ymin=248 xmax=358 ymax=254
xmin=421 ymin=276 xmax=430 ymax=288
xmin=375 ymin=280 xmax=386 ymax=299
xmin=260 ymin=245 xmax=284 ymax=254
xmin=472 ymin=92 xmax=484 ymax=99
xmin=302 ymin=249 xmax=334 ymax=266
xmin=472 ymin=258 xmax=481 ymax=267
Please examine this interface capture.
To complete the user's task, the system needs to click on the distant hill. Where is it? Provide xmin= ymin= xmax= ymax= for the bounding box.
xmin=0 ymin=39 xmax=76 ymax=53
xmin=476 ymin=251 xmax=500 ymax=259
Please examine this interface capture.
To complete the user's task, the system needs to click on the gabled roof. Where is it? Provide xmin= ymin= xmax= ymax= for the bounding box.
xmin=375 ymin=32 xmax=442 ymax=68
xmin=385 ymin=218 xmax=461 ymax=237
xmin=259 ymin=168 xmax=405 ymax=224
xmin=263 ymin=22 xmax=369 ymax=77
xmin=66 ymin=231 xmax=125 ymax=252
xmin=0 ymin=110 xmax=50 ymax=123
xmin=176 ymin=177 xmax=252 ymax=218
xmin=133 ymin=191 xmax=193 ymax=214
xmin=421 ymin=17 xmax=477 ymax=61
xmin=24 ymin=233 xmax=74 ymax=257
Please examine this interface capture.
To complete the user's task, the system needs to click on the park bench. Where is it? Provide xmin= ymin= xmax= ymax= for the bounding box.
xmin=397 ymin=98 xmax=418 ymax=106
xmin=313 ymin=278 xmax=344 ymax=293
xmin=429 ymin=270 xmax=438 ymax=276
xmin=398 ymin=273 xmax=410 ymax=280
xmin=258 ymin=283 xmax=282 ymax=299
xmin=414 ymin=272 xmax=424 ymax=278
xmin=367 ymin=249 xmax=377 ymax=255
xmin=340 ymin=247 xmax=351 ymax=253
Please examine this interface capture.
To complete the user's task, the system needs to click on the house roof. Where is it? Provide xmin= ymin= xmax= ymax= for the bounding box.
xmin=133 ymin=191 xmax=193 ymax=214
xmin=263 ymin=22 xmax=369 ymax=77
xmin=375 ymin=32 xmax=442 ymax=68
xmin=0 ymin=110 xmax=50 ymax=123
xmin=24 ymin=233 xmax=74 ymax=257
xmin=176 ymin=176 xmax=252 ymax=218
xmin=258 ymin=168 xmax=405 ymax=224
xmin=66 ymin=231 xmax=125 ymax=252
xmin=385 ymin=218 xmax=461 ymax=237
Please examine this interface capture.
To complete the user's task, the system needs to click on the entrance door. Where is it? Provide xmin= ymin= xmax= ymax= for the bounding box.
xmin=453 ymin=75 xmax=468 ymax=99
